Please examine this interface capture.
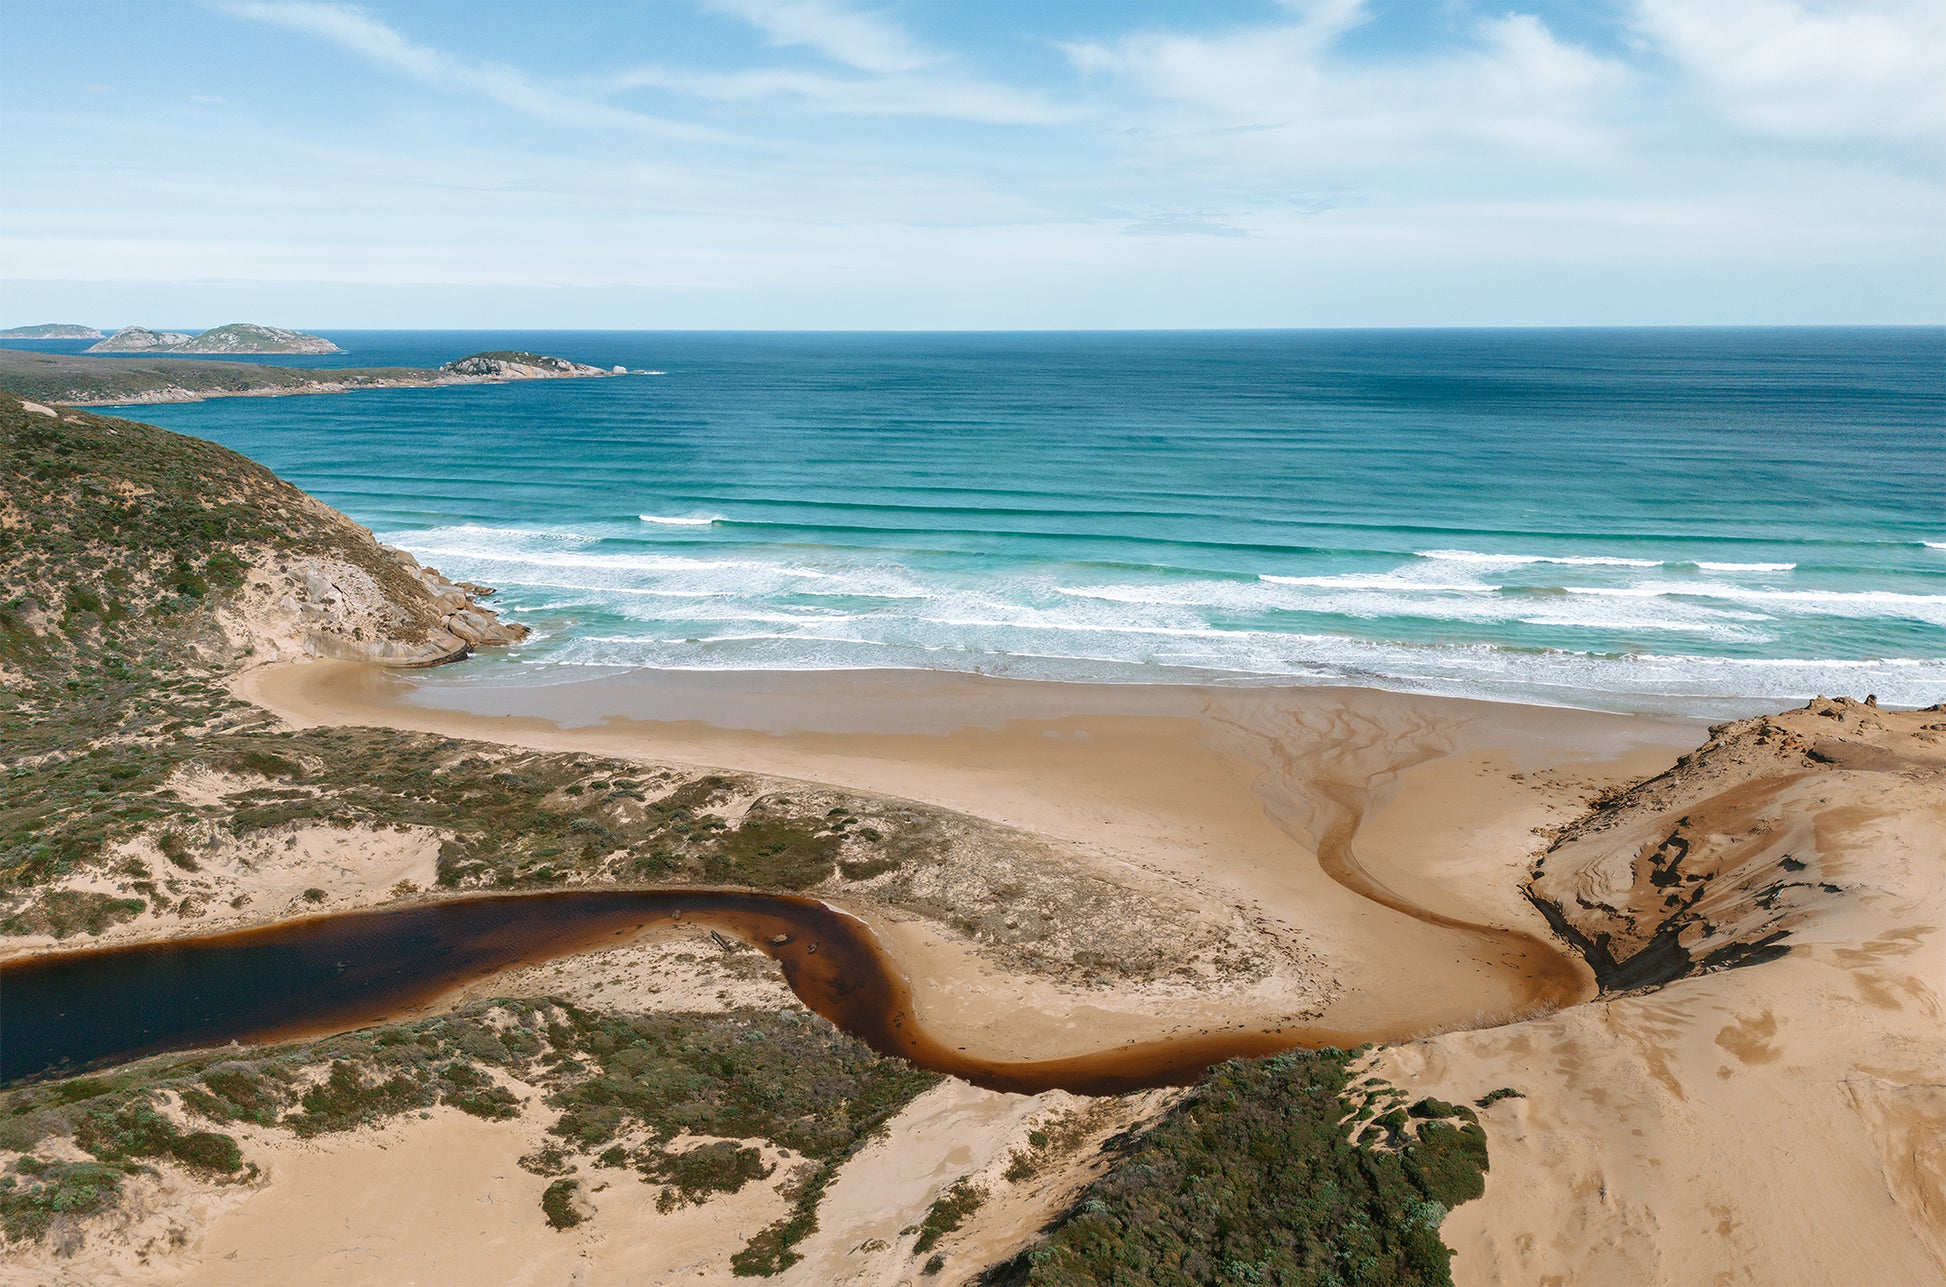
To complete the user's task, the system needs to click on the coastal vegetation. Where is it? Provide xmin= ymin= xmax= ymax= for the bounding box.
xmin=0 ymin=999 xmax=937 ymax=1267
xmin=984 ymin=1049 xmax=1489 ymax=1287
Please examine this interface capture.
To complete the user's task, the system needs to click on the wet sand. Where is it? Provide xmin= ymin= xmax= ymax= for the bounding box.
xmin=235 ymin=662 xmax=1702 ymax=1066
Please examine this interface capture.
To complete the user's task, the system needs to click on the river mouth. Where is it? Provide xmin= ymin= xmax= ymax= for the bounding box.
xmin=1 ymin=888 xmax=1334 ymax=1096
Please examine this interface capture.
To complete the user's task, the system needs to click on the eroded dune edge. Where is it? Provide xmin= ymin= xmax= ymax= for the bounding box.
xmin=3 ymin=394 xmax=1942 ymax=1285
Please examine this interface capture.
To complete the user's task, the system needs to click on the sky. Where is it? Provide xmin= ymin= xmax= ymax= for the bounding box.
xmin=1 ymin=0 xmax=1942 ymax=329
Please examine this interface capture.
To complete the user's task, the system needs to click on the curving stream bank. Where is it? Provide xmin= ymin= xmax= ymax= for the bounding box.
xmin=2 ymin=888 xmax=1321 ymax=1095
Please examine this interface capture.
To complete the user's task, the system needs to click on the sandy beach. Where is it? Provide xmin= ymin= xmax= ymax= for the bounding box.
xmin=235 ymin=663 xmax=1702 ymax=1062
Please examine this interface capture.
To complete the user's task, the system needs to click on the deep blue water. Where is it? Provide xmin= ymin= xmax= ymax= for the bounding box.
xmin=35 ymin=329 xmax=1946 ymax=712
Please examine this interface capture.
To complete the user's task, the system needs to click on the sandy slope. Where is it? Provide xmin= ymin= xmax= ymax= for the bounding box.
xmin=1378 ymin=698 xmax=1946 ymax=1285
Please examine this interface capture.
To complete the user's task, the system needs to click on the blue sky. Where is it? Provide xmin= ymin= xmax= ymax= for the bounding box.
xmin=2 ymin=0 xmax=1941 ymax=328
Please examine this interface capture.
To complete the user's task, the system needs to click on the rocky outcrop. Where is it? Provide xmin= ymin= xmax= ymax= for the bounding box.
xmin=172 ymin=323 xmax=342 ymax=355
xmin=1528 ymin=696 xmax=1946 ymax=991
xmin=222 ymin=540 xmax=528 ymax=669
xmin=88 ymin=323 xmax=341 ymax=355
xmin=439 ymin=351 xmax=610 ymax=379
xmin=0 ymin=346 xmax=615 ymax=408
xmin=87 ymin=326 xmax=192 ymax=352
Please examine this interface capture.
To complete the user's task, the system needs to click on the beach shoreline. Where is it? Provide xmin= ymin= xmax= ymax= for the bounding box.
xmin=220 ymin=660 xmax=1702 ymax=1065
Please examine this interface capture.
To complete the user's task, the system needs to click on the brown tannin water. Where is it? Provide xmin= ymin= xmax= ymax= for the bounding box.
xmin=0 ymin=890 xmax=1318 ymax=1094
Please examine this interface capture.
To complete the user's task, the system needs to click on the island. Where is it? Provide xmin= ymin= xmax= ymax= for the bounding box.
xmin=88 ymin=322 xmax=344 ymax=355
xmin=0 ymin=346 xmax=619 ymax=406
xmin=0 ymin=323 xmax=102 ymax=339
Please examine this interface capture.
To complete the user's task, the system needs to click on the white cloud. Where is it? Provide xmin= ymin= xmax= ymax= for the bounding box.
xmin=217 ymin=1 xmax=726 ymax=140
xmin=1063 ymin=2 xmax=1630 ymax=173
xmin=601 ymin=0 xmax=1061 ymax=125
xmin=703 ymin=0 xmax=937 ymax=73
xmin=1635 ymin=0 xmax=1946 ymax=140
xmin=592 ymin=63 xmax=1069 ymax=125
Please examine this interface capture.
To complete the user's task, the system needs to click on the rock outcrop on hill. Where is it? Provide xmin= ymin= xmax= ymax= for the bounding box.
xmin=171 ymin=323 xmax=343 ymax=355
xmin=439 ymin=351 xmax=610 ymax=378
xmin=88 ymin=323 xmax=342 ymax=355
xmin=86 ymin=326 xmax=192 ymax=352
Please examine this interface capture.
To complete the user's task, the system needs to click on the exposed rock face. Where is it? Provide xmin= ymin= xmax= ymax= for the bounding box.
xmin=440 ymin=351 xmax=610 ymax=379
xmin=173 ymin=323 xmax=342 ymax=355
xmin=1528 ymin=696 xmax=1946 ymax=991
xmin=221 ymin=536 xmax=529 ymax=669
xmin=87 ymin=326 xmax=193 ymax=352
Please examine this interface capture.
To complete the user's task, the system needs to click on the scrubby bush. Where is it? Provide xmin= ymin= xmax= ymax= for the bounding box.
xmin=983 ymin=1050 xmax=1491 ymax=1287
xmin=541 ymin=1178 xmax=586 ymax=1230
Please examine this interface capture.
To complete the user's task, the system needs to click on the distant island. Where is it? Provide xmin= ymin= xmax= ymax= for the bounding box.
xmin=0 ymin=346 xmax=620 ymax=406
xmin=0 ymin=323 xmax=102 ymax=340
xmin=87 ymin=322 xmax=344 ymax=355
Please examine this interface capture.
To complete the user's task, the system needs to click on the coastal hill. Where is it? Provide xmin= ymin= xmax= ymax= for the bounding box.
xmin=0 ymin=324 xmax=100 ymax=340
xmin=88 ymin=323 xmax=343 ymax=355
xmin=0 ymin=393 xmax=527 ymax=678
xmin=0 ymin=345 xmax=616 ymax=407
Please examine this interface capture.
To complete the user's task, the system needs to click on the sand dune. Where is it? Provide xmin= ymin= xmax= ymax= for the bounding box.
xmin=1380 ymin=697 xmax=1946 ymax=1284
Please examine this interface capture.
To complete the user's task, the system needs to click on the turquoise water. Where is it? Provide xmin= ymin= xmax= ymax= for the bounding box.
xmin=87 ymin=329 xmax=1946 ymax=712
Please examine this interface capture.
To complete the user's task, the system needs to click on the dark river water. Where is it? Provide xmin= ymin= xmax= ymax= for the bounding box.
xmin=0 ymin=890 xmax=1312 ymax=1094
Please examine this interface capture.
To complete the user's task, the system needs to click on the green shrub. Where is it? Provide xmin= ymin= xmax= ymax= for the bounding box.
xmin=541 ymin=1178 xmax=586 ymax=1230
xmin=649 ymin=1141 xmax=774 ymax=1211
xmin=985 ymin=1049 xmax=1491 ymax=1287
xmin=914 ymin=1178 xmax=985 ymax=1253
xmin=0 ymin=1159 xmax=126 ymax=1242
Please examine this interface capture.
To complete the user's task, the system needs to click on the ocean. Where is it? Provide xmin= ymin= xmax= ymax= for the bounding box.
xmin=41 ymin=328 xmax=1946 ymax=714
